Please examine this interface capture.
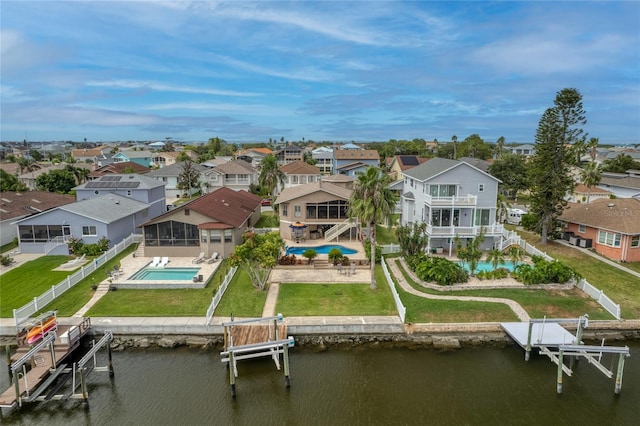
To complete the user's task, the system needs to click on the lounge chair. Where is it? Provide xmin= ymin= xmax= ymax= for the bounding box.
xmin=159 ymin=257 xmax=169 ymax=268
xmin=192 ymin=252 xmax=205 ymax=264
xmin=150 ymin=257 xmax=161 ymax=267
xmin=206 ymin=252 xmax=220 ymax=264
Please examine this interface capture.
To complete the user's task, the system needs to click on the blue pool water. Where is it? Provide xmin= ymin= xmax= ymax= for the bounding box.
xmin=286 ymin=244 xmax=357 ymax=255
xmin=130 ymin=267 xmax=201 ymax=280
xmin=455 ymin=261 xmax=516 ymax=273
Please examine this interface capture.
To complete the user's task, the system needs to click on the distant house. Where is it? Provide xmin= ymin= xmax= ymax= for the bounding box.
xmin=74 ymin=174 xmax=166 ymax=219
xmin=72 ymin=146 xmax=110 ymax=162
xmin=18 ymin=163 xmax=93 ymax=190
xmin=94 ymin=152 xmax=116 ymax=167
xmin=89 ymin=162 xmax=150 ymax=179
xmin=597 ymin=172 xmax=640 ymax=199
xmin=202 ymin=159 xmax=258 ymax=193
xmin=275 ymin=178 xmax=355 ymax=242
xmin=400 ymin=158 xmax=503 ymax=253
xmin=15 ymin=194 xmax=151 ymax=254
xmin=567 ymin=183 xmax=612 ymax=204
xmin=510 ymin=144 xmax=535 ymax=157
xmin=113 ymin=150 xmax=154 ymax=167
xmin=140 ymin=187 xmax=262 ymax=259
xmin=333 ymin=149 xmax=380 ymax=175
xmin=0 ymin=191 xmax=75 ymax=246
xmin=237 ymin=147 xmax=273 ymax=168
xmin=278 ymin=161 xmax=322 ymax=193
xmin=146 ymin=162 xmax=209 ymax=199
xmin=275 ymin=145 xmax=304 ymax=166
xmin=311 ymin=146 xmax=334 ymax=175
xmin=386 ymin=155 xmax=429 ymax=181
xmin=559 ymin=198 xmax=640 ymax=262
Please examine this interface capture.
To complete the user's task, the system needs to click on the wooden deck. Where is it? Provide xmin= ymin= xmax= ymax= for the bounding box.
xmin=228 ymin=324 xmax=288 ymax=349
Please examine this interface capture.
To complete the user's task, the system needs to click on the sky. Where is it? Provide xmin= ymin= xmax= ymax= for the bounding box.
xmin=1 ymin=1 xmax=639 ymax=145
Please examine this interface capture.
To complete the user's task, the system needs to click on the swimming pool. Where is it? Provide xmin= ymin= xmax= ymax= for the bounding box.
xmin=130 ymin=267 xmax=201 ymax=280
xmin=286 ymin=244 xmax=357 ymax=255
xmin=455 ymin=261 xmax=516 ymax=273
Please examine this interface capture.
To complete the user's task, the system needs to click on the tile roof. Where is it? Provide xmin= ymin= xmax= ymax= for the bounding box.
xmin=279 ymin=160 xmax=321 ymax=175
xmin=559 ymin=198 xmax=640 ymax=234
xmin=334 ymin=149 xmax=380 ymax=160
xmin=183 ymin=187 xmax=262 ymax=227
xmin=0 ymin=191 xmax=75 ymax=220
xmin=89 ymin=162 xmax=150 ymax=177
xmin=275 ymin=180 xmax=352 ymax=204
xmin=573 ymin=184 xmax=611 ymax=195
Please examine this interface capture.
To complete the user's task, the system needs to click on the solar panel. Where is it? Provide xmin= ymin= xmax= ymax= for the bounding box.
xmin=400 ymin=156 xmax=419 ymax=166
xmin=85 ymin=181 xmax=139 ymax=189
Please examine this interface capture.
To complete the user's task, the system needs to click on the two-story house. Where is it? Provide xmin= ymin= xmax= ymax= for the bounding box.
xmin=113 ymin=150 xmax=154 ymax=167
xmin=385 ymin=155 xmax=430 ymax=181
xmin=236 ymin=147 xmax=273 ymax=168
xmin=311 ymin=146 xmax=334 ymax=174
xmin=278 ymin=161 xmax=322 ymax=193
xmin=510 ymin=144 xmax=535 ymax=157
xmin=146 ymin=162 xmax=209 ymax=199
xmin=333 ymin=149 xmax=380 ymax=176
xmin=202 ymin=159 xmax=258 ymax=193
xmin=400 ymin=158 xmax=503 ymax=253
xmin=275 ymin=145 xmax=304 ymax=166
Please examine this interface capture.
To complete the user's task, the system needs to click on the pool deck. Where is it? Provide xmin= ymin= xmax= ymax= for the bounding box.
xmin=109 ymin=253 xmax=222 ymax=289
xmin=282 ymin=239 xmax=365 ymax=260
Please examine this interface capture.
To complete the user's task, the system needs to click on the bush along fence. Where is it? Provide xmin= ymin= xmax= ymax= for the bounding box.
xmin=499 ymin=229 xmax=622 ymax=320
xmin=205 ymin=266 xmax=238 ymax=325
xmin=381 ymin=256 xmax=406 ymax=322
xmin=13 ymin=234 xmax=142 ymax=327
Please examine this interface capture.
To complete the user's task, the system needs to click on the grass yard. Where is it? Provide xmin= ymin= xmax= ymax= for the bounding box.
xmin=276 ymin=267 xmax=397 ymax=316
xmin=375 ymin=225 xmax=399 ymax=245
xmin=516 ymin=229 xmax=640 ymax=319
xmin=214 ymin=266 xmax=268 ymax=318
xmin=255 ymin=212 xmax=279 ymax=228
xmin=0 ymin=255 xmax=74 ymax=317
xmin=87 ymin=288 xmax=213 ymax=316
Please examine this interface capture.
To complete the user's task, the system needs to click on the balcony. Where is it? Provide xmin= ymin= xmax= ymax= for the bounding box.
xmin=426 ymin=223 xmax=504 ymax=237
xmin=424 ymin=194 xmax=477 ymax=206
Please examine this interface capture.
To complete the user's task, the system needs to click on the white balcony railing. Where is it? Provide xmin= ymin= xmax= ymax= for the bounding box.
xmin=424 ymin=194 xmax=477 ymax=206
xmin=426 ymin=223 xmax=504 ymax=237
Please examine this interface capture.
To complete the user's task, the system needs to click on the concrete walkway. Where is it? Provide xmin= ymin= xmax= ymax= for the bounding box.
xmin=385 ymin=258 xmax=531 ymax=322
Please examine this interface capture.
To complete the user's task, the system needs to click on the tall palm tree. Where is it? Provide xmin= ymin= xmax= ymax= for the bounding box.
xmin=349 ymin=167 xmax=398 ymax=289
xmin=507 ymin=246 xmax=524 ymax=268
xmin=495 ymin=136 xmax=505 ymax=159
xmin=65 ymin=164 xmax=89 ymax=185
xmin=586 ymin=137 xmax=599 ymax=162
xmin=451 ymin=135 xmax=458 ymax=159
xmin=581 ymin=161 xmax=602 ymax=203
xmin=486 ymin=248 xmax=505 ymax=270
xmin=258 ymin=154 xmax=285 ymax=197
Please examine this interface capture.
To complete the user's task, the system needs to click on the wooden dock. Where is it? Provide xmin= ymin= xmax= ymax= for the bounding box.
xmin=227 ymin=324 xmax=288 ymax=348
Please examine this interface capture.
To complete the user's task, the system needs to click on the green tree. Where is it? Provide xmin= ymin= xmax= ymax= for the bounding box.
xmin=349 ymin=166 xmax=398 ymax=289
xmin=586 ymin=137 xmax=599 ymax=162
xmin=176 ymin=160 xmax=200 ymax=197
xmin=451 ymin=135 xmax=458 ymax=159
xmin=36 ymin=169 xmax=76 ymax=193
xmin=396 ymin=222 xmax=429 ymax=257
xmin=602 ymin=154 xmax=640 ymax=173
xmin=0 ymin=169 xmax=28 ymax=191
xmin=16 ymin=157 xmax=38 ymax=174
xmin=64 ymin=164 xmax=89 ymax=185
xmin=459 ymin=134 xmax=491 ymax=159
xmin=454 ymin=229 xmax=485 ymax=276
xmin=488 ymin=153 xmax=529 ymax=198
xmin=528 ymin=88 xmax=586 ymax=244
xmin=230 ymin=231 xmax=284 ymax=290
xmin=29 ymin=149 xmax=43 ymax=161
xmin=258 ymin=154 xmax=285 ymax=198
xmin=580 ymin=161 xmax=602 ymax=203
xmin=495 ymin=136 xmax=506 ymax=159
xmin=486 ymin=248 xmax=505 ymax=270
xmin=507 ymin=246 xmax=524 ymax=267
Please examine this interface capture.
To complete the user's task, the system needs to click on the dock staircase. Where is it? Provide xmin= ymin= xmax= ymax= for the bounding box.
xmin=324 ymin=220 xmax=356 ymax=242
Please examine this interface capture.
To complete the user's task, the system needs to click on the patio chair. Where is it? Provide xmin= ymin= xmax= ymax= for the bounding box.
xmin=350 ymin=263 xmax=356 ymax=275
xmin=206 ymin=252 xmax=220 ymax=264
xmin=192 ymin=252 xmax=205 ymax=264
xmin=150 ymin=257 xmax=161 ymax=267
xmin=159 ymin=257 xmax=170 ymax=268
xmin=337 ymin=264 xmax=343 ymax=275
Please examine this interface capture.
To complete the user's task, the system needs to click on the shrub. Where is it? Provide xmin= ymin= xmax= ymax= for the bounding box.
xmin=302 ymin=249 xmax=318 ymax=265
xmin=328 ymin=248 xmax=344 ymax=265
xmin=0 ymin=255 xmax=14 ymax=266
xmin=278 ymin=254 xmax=297 ymax=265
xmin=363 ymin=240 xmax=382 ymax=264
xmin=413 ymin=256 xmax=468 ymax=286
xmin=512 ymin=257 xmax=579 ymax=285
xmin=521 ymin=213 xmax=538 ymax=231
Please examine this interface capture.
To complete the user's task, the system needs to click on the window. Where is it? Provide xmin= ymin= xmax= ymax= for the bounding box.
xmin=578 ymin=224 xmax=586 ymax=233
xmin=201 ymin=230 xmax=208 ymax=243
xmin=631 ymin=236 xmax=639 ymax=248
xmin=429 ymin=184 xmax=456 ymax=197
xmin=224 ymin=229 xmax=233 ymax=243
xmin=210 ymin=230 xmax=222 ymax=243
xmin=597 ymin=230 xmax=621 ymax=247
xmin=294 ymin=205 xmax=301 ymax=217
xmin=292 ymin=175 xmax=299 ymax=184
xmin=185 ymin=209 xmax=190 ymax=216
xmin=282 ymin=204 xmax=288 ymax=216
xmin=478 ymin=184 xmax=484 ymax=192
xmin=474 ymin=209 xmax=490 ymax=226
xmin=82 ymin=226 xmax=97 ymax=236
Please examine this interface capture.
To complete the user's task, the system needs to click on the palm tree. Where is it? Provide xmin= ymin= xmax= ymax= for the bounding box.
xmin=65 ymin=164 xmax=89 ymax=185
xmin=486 ymin=248 xmax=505 ymax=270
xmin=349 ymin=166 xmax=398 ymax=289
xmin=586 ymin=137 xmax=599 ymax=162
xmin=581 ymin=161 xmax=602 ymax=203
xmin=507 ymin=246 xmax=524 ymax=268
xmin=451 ymin=135 xmax=458 ymax=159
xmin=258 ymin=154 xmax=285 ymax=198
xmin=495 ymin=136 xmax=505 ymax=159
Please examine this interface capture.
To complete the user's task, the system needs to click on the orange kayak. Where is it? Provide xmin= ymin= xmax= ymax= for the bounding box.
xmin=26 ymin=316 xmax=57 ymax=343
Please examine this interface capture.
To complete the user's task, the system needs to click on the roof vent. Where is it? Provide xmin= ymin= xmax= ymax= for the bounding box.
xmin=608 ymin=203 xmax=615 ymax=208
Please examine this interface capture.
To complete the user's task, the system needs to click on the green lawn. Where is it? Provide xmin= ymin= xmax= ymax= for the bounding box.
xmin=214 ymin=266 xmax=268 ymax=317
xmin=376 ymin=225 xmax=398 ymax=245
xmin=87 ymin=287 xmax=214 ymax=316
xmin=0 ymin=255 xmax=74 ymax=317
xmin=255 ymin=212 xmax=280 ymax=228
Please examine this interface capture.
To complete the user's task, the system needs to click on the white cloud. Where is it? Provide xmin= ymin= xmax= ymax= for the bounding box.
xmin=85 ymin=80 xmax=259 ymax=97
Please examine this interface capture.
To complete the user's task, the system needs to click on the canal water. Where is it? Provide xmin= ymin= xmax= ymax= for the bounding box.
xmin=1 ymin=341 xmax=638 ymax=425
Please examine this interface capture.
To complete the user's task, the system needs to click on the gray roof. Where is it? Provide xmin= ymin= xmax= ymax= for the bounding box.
xmin=146 ymin=162 xmax=208 ymax=177
xmin=75 ymin=173 xmax=165 ymax=190
xmin=59 ymin=194 xmax=149 ymax=223
xmin=403 ymin=157 xmax=499 ymax=182
xmin=458 ymin=157 xmax=490 ymax=172
xmin=402 ymin=191 xmax=414 ymax=200
xmin=599 ymin=176 xmax=640 ymax=190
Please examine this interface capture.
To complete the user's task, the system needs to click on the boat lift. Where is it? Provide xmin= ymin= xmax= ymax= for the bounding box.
xmin=220 ymin=315 xmax=294 ymax=397
xmin=501 ymin=315 xmax=631 ymax=394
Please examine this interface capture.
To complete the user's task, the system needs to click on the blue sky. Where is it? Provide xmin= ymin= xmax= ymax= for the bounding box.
xmin=2 ymin=1 xmax=639 ymax=144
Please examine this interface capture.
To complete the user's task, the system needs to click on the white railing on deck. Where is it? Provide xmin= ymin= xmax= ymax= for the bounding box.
xmin=43 ymin=236 xmax=68 ymax=254
xmin=205 ymin=266 xmax=238 ymax=325
xmin=381 ymin=256 xmax=406 ymax=322
xmin=13 ymin=233 xmax=141 ymax=327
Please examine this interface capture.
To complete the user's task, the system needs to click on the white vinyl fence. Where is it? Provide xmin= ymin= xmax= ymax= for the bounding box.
xmin=381 ymin=257 xmax=406 ymax=322
xmin=577 ymin=279 xmax=621 ymax=320
xmin=205 ymin=266 xmax=238 ymax=325
xmin=13 ymin=234 xmax=142 ymax=327
xmin=380 ymin=244 xmax=401 ymax=255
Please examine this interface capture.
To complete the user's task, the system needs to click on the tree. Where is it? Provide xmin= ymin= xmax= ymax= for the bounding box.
xmin=0 ymin=169 xmax=28 ymax=191
xmin=586 ymin=137 xmax=599 ymax=162
xmin=176 ymin=160 xmax=200 ymax=197
xmin=454 ymin=229 xmax=485 ymax=276
xmin=258 ymin=154 xmax=285 ymax=197
xmin=495 ymin=136 xmax=506 ymax=159
xmin=507 ymin=246 xmax=524 ymax=267
xmin=36 ymin=169 xmax=76 ymax=193
xmin=230 ymin=231 xmax=284 ymax=290
xmin=348 ymin=166 xmax=398 ymax=289
xmin=528 ymin=88 xmax=586 ymax=244
xmin=486 ymin=248 xmax=505 ymax=270
xmin=602 ymin=154 xmax=640 ymax=173
xmin=16 ymin=157 xmax=38 ymax=174
xmin=488 ymin=153 xmax=529 ymax=198
xmin=29 ymin=149 xmax=43 ymax=161
xmin=65 ymin=164 xmax=89 ymax=185
xmin=396 ymin=222 xmax=429 ymax=257
xmin=459 ymin=134 xmax=491 ymax=159
xmin=451 ymin=135 xmax=458 ymax=159
xmin=580 ymin=161 xmax=602 ymax=203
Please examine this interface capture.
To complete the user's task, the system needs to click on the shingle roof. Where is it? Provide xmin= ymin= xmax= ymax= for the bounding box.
xmin=183 ymin=187 xmax=262 ymax=227
xmin=279 ymin=160 xmax=321 ymax=175
xmin=58 ymin=194 xmax=149 ymax=223
xmin=403 ymin=157 xmax=499 ymax=182
xmin=573 ymin=184 xmax=611 ymax=195
xmin=146 ymin=162 xmax=208 ymax=177
xmin=599 ymin=176 xmax=640 ymax=190
xmin=275 ymin=181 xmax=352 ymax=204
xmin=89 ymin=162 xmax=150 ymax=178
xmin=334 ymin=149 xmax=380 ymax=160
xmin=212 ymin=159 xmax=255 ymax=174
xmin=0 ymin=191 xmax=75 ymax=220
xmin=559 ymin=198 xmax=640 ymax=234
xmin=321 ymin=174 xmax=356 ymax=183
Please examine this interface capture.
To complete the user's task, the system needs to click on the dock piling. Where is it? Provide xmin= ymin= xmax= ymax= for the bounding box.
xmin=614 ymin=353 xmax=626 ymax=395
xmin=229 ymin=352 xmax=236 ymax=397
xmin=283 ymin=342 xmax=290 ymax=388
xmin=556 ymin=350 xmax=564 ymax=394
